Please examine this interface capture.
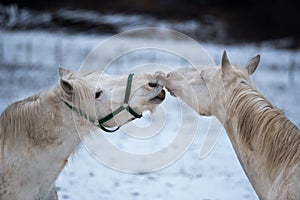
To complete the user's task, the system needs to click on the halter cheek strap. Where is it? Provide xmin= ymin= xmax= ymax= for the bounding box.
xmin=63 ymin=73 xmax=142 ymax=133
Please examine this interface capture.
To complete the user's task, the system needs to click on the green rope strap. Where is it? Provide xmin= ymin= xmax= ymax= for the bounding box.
xmin=64 ymin=73 xmax=142 ymax=133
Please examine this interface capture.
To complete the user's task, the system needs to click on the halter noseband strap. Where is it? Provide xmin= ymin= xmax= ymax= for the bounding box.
xmin=64 ymin=73 xmax=142 ymax=133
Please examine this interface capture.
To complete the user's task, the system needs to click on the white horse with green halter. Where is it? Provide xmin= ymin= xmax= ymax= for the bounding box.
xmin=166 ymin=52 xmax=300 ymax=200
xmin=0 ymin=67 xmax=166 ymax=200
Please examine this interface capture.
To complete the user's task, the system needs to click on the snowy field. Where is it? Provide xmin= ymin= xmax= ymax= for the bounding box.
xmin=0 ymin=30 xmax=300 ymax=200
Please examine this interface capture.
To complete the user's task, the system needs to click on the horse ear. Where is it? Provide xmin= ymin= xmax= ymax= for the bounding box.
xmin=60 ymin=79 xmax=73 ymax=94
xmin=58 ymin=66 xmax=72 ymax=78
xmin=221 ymin=51 xmax=232 ymax=75
xmin=245 ymin=55 xmax=260 ymax=75
xmin=58 ymin=67 xmax=73 ymax=94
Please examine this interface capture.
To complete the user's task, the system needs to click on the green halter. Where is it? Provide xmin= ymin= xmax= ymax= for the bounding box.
xmin=64 ymin=73 xmax=142 ymax=133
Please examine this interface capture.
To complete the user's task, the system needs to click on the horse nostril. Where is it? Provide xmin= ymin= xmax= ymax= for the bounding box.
xmin=95 ymin=90 xmax=102 ymax=98
xmin=148 ymin=82 xmax=158 ymax=88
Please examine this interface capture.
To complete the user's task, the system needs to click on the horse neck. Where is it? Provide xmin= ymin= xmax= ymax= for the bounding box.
xmin=0 ymin=87 xmax=85 ymax=198
xmin=31 ymin=86 xmax=87 ymax=157
xmin=219 ymin=84 xmax=300 ymax=199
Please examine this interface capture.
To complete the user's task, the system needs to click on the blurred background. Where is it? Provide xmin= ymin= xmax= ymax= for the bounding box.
xmin=1 ymin=0 xmax=300 ymax=46
xmin=0 ymin=1 xmax=300 ymax=200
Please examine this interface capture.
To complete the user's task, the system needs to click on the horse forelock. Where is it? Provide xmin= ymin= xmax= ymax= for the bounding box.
xmin=226 ymin=83 xmax=300 ymax=180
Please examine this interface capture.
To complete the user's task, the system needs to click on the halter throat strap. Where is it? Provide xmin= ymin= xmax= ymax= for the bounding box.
xmin=64 ymin=73 xmax=142 ymax=133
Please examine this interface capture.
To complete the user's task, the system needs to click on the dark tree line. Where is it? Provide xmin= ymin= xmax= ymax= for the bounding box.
xmin=1 ymin=0 xmax=300 ymax=45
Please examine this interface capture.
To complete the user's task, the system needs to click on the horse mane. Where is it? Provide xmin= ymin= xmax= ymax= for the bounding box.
xmin=0 ymin=73 xmax=95 ymax=158
xmin=0 ymin=93 xmax=43 ymax=156
xmin=227 ymin=82 xmax=300 ymax=180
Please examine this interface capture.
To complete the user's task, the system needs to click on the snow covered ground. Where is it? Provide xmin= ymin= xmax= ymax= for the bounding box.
xmin=0 ymin=30 xmax=299 ymax=200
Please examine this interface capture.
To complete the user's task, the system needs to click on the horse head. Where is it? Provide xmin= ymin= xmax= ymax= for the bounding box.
xmin=58 ymin=67 xmax=166 ymax=132
xmin=165 ymin=51 xmax=260 ymax=121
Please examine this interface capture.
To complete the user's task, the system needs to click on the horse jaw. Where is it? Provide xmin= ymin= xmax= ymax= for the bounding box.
xmin=92 ymin=72 xmax=166 ymax=128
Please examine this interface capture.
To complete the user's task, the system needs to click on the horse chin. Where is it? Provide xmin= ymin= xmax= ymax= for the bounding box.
xmin=149 ymin=89 xmax=166 ymax=104
xmin=165 ymin=87 xmax=176 ymax=97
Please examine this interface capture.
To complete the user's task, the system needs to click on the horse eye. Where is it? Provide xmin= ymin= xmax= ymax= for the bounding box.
xmin=95 ymin=91 xmax=102 ymax=99
xmin=148 ymin=82 xmax=158 ymax=88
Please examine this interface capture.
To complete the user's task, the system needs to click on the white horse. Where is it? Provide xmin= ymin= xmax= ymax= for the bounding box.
xmin=166 ymin=52 xmax=300 ymax=200
xmin=0 ymin=67 xmax=166 ymax=200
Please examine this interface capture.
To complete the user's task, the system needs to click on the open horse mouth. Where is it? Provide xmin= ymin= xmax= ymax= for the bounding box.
xmin=149 ymin=89 xmax=166 ymax=103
